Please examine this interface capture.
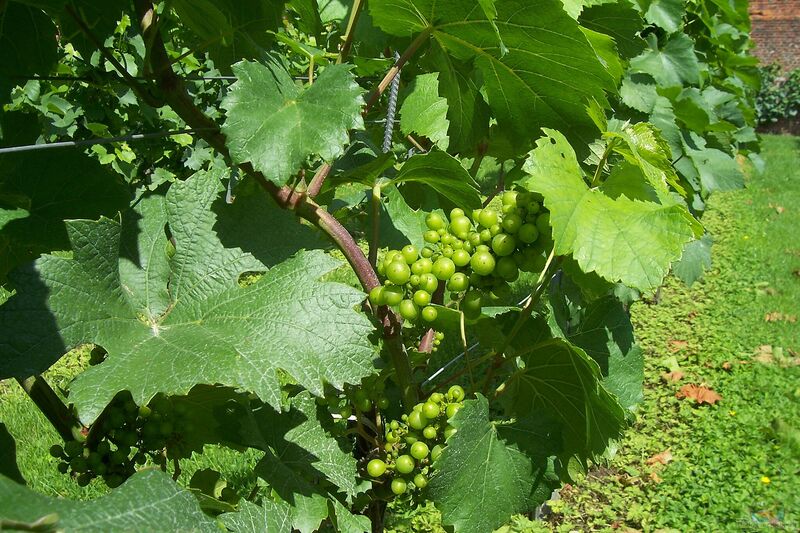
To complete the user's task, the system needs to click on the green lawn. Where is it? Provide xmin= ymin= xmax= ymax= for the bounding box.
xmin=2 ymin=136 xmax=799 ymax=532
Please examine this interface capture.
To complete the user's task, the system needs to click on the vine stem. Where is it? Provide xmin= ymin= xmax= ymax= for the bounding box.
xmin=15 ymin=376 xmax=83 ymax=442
xmin=590 ymin=138 xmax=619 ymax=187
xmin=364 ymin=28 xmax=433 ymax=112
xmin=131 ymin=0 xmax=418 ymax=408
xmin=337 ymin=0 xmax=364 ymax=65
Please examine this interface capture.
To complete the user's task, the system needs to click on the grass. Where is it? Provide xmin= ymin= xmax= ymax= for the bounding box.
xmin=1 ymin=136 xmax=798 ymax=532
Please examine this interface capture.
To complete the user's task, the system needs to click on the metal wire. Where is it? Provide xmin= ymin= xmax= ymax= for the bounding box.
xmin=381 ymin=52 xmax=402 ymax=153
xmin=0 ymin=128 xmax=211 ymax=154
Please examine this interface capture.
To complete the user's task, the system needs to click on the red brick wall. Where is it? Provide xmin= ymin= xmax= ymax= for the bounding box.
xmin=749 ymin=0 xmax=800 ymax=70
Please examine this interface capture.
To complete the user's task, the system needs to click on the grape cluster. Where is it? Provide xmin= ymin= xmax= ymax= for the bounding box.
xmin=370 ymin=191 xmax=550 ymax=322
xmin=364 ymin=385 xmax=465 ymax=497
xmin=319 ymin=384 xmax=390 ymax=420
xmin=49 ymin=392 xmax=192 ymax=488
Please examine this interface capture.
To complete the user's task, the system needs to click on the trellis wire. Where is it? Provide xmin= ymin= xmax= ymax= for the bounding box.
xmin=0 ymin=128 xmax=210 ymax=155
xmin=381 ymin=52 xmax=402 ymax=153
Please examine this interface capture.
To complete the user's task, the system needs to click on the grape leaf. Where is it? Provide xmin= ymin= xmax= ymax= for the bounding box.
xmin=221 ymin=59 xmax=364 ymax=186
xmin=682 ymin=133 xmax=744 ymax=193
xmin=376 ymin=185 xmax=429 ymax=251
xmin=522 ymin=129 xmax=700 ymax=290
xmin=400 ymin=73 xmax=450 ymax=150
xmin=579 ymin=1 xmax=645 ymax=58
xmin=0 ymin=149 xmax=132 ymax=283
xmin=0 ymin=169 xmax=377 ymax=422
xmin=0 ymin=470 xmax=217 ymax=532
xmin=0 ymin=3 xmax=58 ymax=104
xmin=330 ymin=498 xmax=371 ymax=533
xmin=630 ymin=33 xmax=701 ymax=88
xmin=548 ymin=291 xmax=644 ymax=410
xmin=390 ymin=150 xmax=481 ymax=210
xmin=502 ymin=338 xmax=627 ymax=459
xmin=672 ymin=234 xmax=712 ymax=286
xmin=639 ymin=0 xmax=685 ymax=33
xmin=171 ymin=0 xmax=284 ymax=71
xmin=369 ymin=0 xmax=615 ymax=149
xmin=428 ymin=395 xmax=547 ymax=533
xmin=220 ymin=499 xmax=293 ymax=533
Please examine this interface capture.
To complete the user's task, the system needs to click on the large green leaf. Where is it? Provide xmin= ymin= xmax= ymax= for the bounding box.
xmin=400 ymin=73 xmax=450 ymax=150
xmin=682 ymin=133 xmax=744 ymax=193
xmin=370 ymin=0 xmax=616 ymax=149
xmin=638 ymin=0 xmax=685 ymax=33
xmin=220 ymin=500 xmax=292 ymax=533
xmin=630 ymin=33 xmax=701 ymax=88
xmin=0 ymin=170 xmax=376 ymax=422
xmin=0 ymin=149 xmax=132 ymax=283
xmin=390 ymin=150 xmax=481 ymax=210
xmin=672 ymin=234 xmax=712 ymax=286
xmin=522 ymin=130 xmax=700 ymax=290
xmin=502 ymin=338 xmax=627 ymax=459
xmin=0 ymin=3 xmax=58 ymax=104
xmin=579 ymin=1 xmax=645 ymax=58
xmin=428 ymin=395 xmax=553 ymax=533
xmin=0 ymin=470 xmax=218 ymax=532
xmin=222 ymin=60 xmax=364 ymax=186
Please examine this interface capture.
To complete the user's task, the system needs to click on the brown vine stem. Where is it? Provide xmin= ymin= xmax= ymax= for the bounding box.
xmin=131 ymin=0 xmax=417 ymax=407
xmin=337 ymin=0 xmax=364 ymax=65
xmin=364 ymin=28 xmax=433 ymax=113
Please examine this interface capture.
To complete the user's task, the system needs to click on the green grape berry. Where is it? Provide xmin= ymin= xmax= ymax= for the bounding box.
xmin=426 ymin=212 xmax=446 ymax=231
xmin=421 ymin=306 xmax=438 ymax=323
xmin=378 ymin=397 xmax=390 ymax=410
xmin=401 ymin=245 xmax=418 ymax=264
xmin=411 ymin=258 xmax=433 ymax=275
xmin=49 ymin=444 xmax=65 ymax=459
xmin=383 ymin=285 xmax=404 ymax=306
xmin=432 ymin=258 xmax=456 ymax=280
xmin=462 ymin=290 xmax=482 ymax=319
xmin=368 ymin=286 xmax=385 ymax=306
xmin=57 ymin=462 xmax=69 ymax=474
xmin=431 ymin=444 xmax=444 ymax=462
xmin=449 ymin=216 xmax=472 ymax=239
xmin=419 ymin=273 xmax=439 ymax=294
xmin=138 ymin=405 xmax=152 ymax=418
xmin=447 ymin=272 xmax=469 ymax=292
xmin=421 ymin=246 xmax=435 ymax=258
xmin=451 ymin=249 xmax=471 ymax=267
xmin=386 ymin=261 xmax=411 ymax=285
xmin=399 ymin=299 xmax=419 ymax=321
xmin=444 ymin=425 xmax=457 ymax=440
xmin=495 ymin=256 xmax=519 ymax=282
xmin=413 ymin=290 xmax=432 ymax=307
xmin=446 ymin=403 xmax=461 ymax=419
xmin=491 ymin=233 xmax=516 ymax=256
xmin=423 ymin=230 xmax=440 ymax=243
xmin=65 ymin=440 xmax=84 ymax=458
xmin=367 ymin=458 xmax=387 ymax=477
xmin=421 ymin=401 xmax=440 ymax=419
xmin=470 ymin=250 xmax=496 ymax=276
xmin=478 ymin=208 xmax=499 ymax=228
xmin=407 ymin=410 xmax=429 ymax=431
xmin=414 ymin=473 xmax=428 ymax=489
xmin=396 ymin=454 xmax=415 ymax=474
xmin=422 ymin=426 xmax=437 ymax=440
xmin=502 ymin=213 xmax=523 ymax=234
xmin=535 ymin=212 xmax=550 ymax=234
xmin=518 ymin=223 xmax=539 ymax=244
xmin=410 ymin=441 xmax=430 ymax=460
xmin=391 ymin=478 xmax=408 ymax=495
xmin=502 ymin=191 xmax=518 ymax=206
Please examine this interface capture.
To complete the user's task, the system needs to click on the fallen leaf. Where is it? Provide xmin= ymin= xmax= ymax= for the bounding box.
xmin=646 ymin=450 xmax=673 ymax=465
xmin=765 ymin=312 xmax=797 ymax=323
xmin=668 ymin=339 xmax=688 ymax=352
xmin=768 ymin=203 xmax=785 ymax=214
xmin=648 ymin=472 xmax=663 ymax=484
xmin=676 ymin=384 xmax=722 ymax=405
xmin=721 ymin=361 xmax=733 ymax=371
xmin=661 ymin=370 xmax=685 ymax=382
xmin=754 ymin=344 xmax=774 ymax=364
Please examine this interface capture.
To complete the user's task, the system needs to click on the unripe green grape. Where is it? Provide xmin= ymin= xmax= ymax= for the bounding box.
xmin=432 ymin=258 xmax=456 ymax=280
xmin=353 ymin=390 xmax=372 ymax=412
xmin=384 ymin=250 xmax=401 ymax=266
xmin=138 ymin=405 xmax=152 ymax=418
xmin=65 ymin=440 xmax=84 ymax=458
xmin=383 ymin=285 xmax=404 ymax=306
xmin=479 ymin=229 xmax=492 ymax=242
xmin=419 ymin=274 xmax=438 ymax=294
xmin=401 ymin=245 xmax=418 ymax=264
xmin=452 ymin=239 xmax=463 ymax=250
xmin=431 ymin=444 xmax=444 ymax=462
xmin=411 ymin=257 xmax=433 ymax=275
xmin=462 ymin=290 xmax=482 ymax=319
xmin=422 ymin=401 xmax=440 ymax=419
xmin=413 ymin=290 xmax=432 ymax=307
xmin=399 ymin=299 xmax=419 ymax=321
xmin=450 ymin=208 xmax=465 ymax=219
xmin=386 ymin=261 xmax=411 ymax=285
xmin=441 ymin=245 xmax=454 ymax=258
xmin=423 ymin=230 xmax=440 ymax=243
xmin=434 ymin=331 xmax=445 ymax=341
xmin=535 ymin=212 xmax=550 ymax=234
xmin=367 ymin=458 xmax=387 ymax=477
xmin=447 ymin=272 xmax=469 ymax=292
xmin=446 ymin=403 xmax=461 ymax=419
xmin=468 ymin=232 xmax=482 ymax=246
xmin=410 ymin=441 xmax=430 ymax=460
xmin=409 ymin=274 xmax=421 ymax=287
xmin=433 ymin=338 xmax=441 ymax=346
xmin=478 ymin=208 xmax=498 ymax=228
xmin=378 ymin=397 xmax=390 ymax=410
xmin=421 ymin=246 xmax=435 ymax=258
xmin=470 ymin=250 xmax=496 ymax=276
xmin=518 ymin=223 xmax=539 ymax=244
xmin=471 ymin=208 xmax=483 ymax=224
xmin=489 ymin=224 xmax=502 ymax=237
xmin=451 ymin=249 xmax=471 ymax=267
xmin=385 ymin=431 xmax=400 ymax=443
xmin=407 ymin=410 xmax=429 ymax=430
xmin=426 ymin=212 xmax=446 ymax=231
xmin=448 ymin=385 xmax=466 ymax=402
xmin=339 ymin=406 xmax=352 ymax=419
xmin=396 ymin=454 xmax=415 ymax=474
xmin=391 ymin=478 xmax=408 ymax=495
xmin=405 ymin=433 xmax=419 ymax=445
xmin=495 ymin=256 xmax=519 ymax=282
xmin=77 ymin=473 xmax=92 ymax=487
xmin=502 ymin=190 xmax=518 ymax=205
xmin=439 ymin=233 xmax=454 ymax=246
xmin=368 ymin=286 xmax=385 ymax=306
xmin=384 ymin=442 xmax=394 ymax=452
xmin=491 ymin=233 xmax=516 ymax=256
xmin=422 ymin=426 xmax=437 ymax=440
xmin=50 ymin=444 xmax=65 ymax=459
xmin=502 ymin=214 xmax=523 ymax=234
xmin=501 ymin=203 xmax=516 ymax=215
xmin=377 ymin=260 xmax=386 ymax=276
xmin=449 ymin=216 xmax=472 ymax=239
xmin=437 ymin=228 xmax=446 ymax=235
xmin=444 ymin=425 xmax=457 ymax=440
xmin=421 ymin=306 xmax=438 ymax=323
xmin=414 ymin=473 xmax=428 ymax=489
xmin=462 ymin=240 xmax=473 ymax=253
xmin=526 ymin=201 xmax=541 ymax=214
xmin=490 ymin=282 xmax=511 ymax=300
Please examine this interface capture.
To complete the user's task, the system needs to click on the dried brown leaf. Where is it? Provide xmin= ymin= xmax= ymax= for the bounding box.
xmin=676 ymin=384 xmax=722 ymax=405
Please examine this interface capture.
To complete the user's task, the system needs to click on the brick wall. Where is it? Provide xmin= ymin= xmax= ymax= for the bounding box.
xmin=749 ymin=0 xmax=800 ymax=70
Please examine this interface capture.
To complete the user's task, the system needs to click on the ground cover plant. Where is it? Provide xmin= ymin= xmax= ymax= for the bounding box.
xmin=0 ymin=1 xmax=760 ymax=531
